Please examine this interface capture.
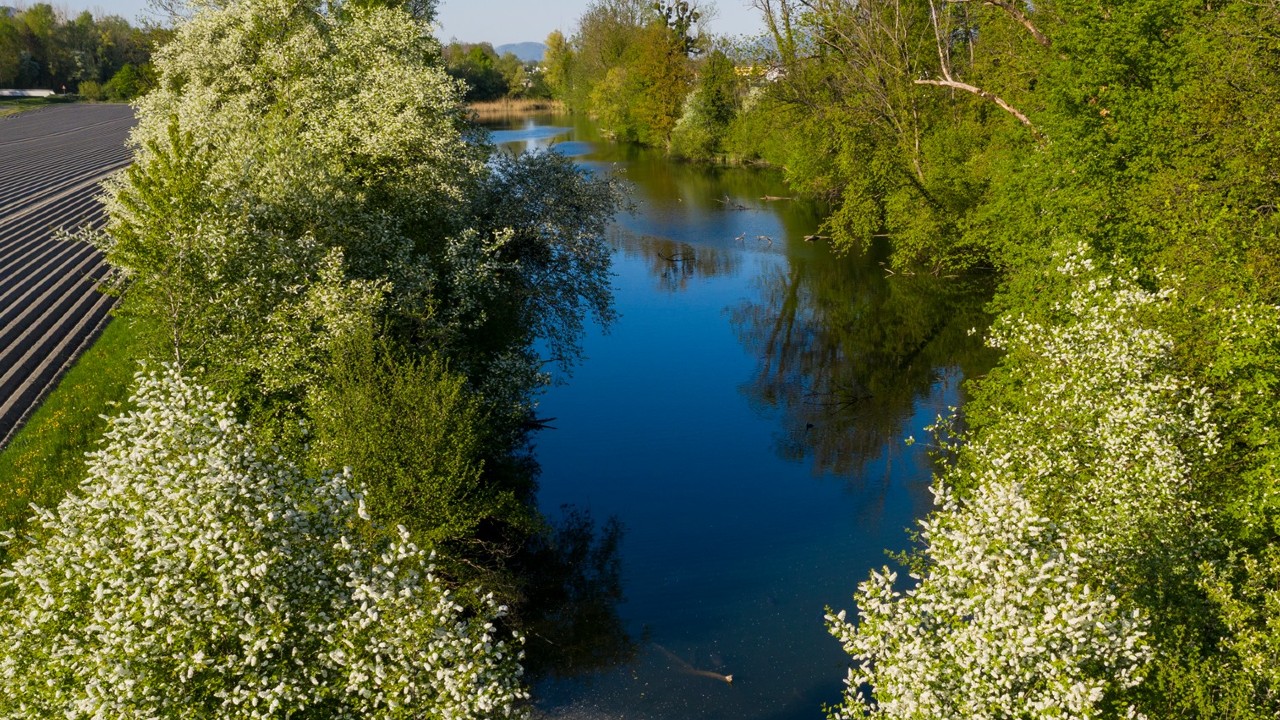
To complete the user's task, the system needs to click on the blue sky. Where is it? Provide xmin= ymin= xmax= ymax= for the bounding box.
xmin=49 ymin=0 xmax=765 ymax=47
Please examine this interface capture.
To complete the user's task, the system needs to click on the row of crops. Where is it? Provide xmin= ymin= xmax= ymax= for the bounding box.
xmin=0 ymin=104 xmax=136 ymax=446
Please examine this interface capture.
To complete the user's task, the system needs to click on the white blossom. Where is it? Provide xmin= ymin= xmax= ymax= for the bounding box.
xmin=828 ymin=244 xmax=1220 ymax=719
xmin=0 ymin=368 xmax=529 ymax=719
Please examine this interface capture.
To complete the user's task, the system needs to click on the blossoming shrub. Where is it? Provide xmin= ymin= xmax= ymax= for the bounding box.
xmin=828 ymin=245 xmax=1222 ymax=719
xmin=0 ymin=369 xmax=527 ymax=719
xmin=970 ymin=248 xmax=1219 ymax=571
xmin=828 ymin=480 xmax=1150 ymax=720
xmin=96 ymin=0 xmax=620 ymax=416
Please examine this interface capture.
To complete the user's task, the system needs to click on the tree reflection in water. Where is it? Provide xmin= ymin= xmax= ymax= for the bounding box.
xmin=516 ymin=505 xmax=636 ymax=680
xmin=616 ymin=234 xmax=741 ymax=293
xmin=730 ymin=239 xmax=998 ymax=480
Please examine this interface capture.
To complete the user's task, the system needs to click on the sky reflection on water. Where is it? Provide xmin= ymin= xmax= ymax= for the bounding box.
xmin=488 ymin=114 xmax=995 ymax=720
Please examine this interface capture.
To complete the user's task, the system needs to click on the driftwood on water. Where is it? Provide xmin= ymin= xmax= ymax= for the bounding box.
xmin=716 ymin=194 xmax=747 ymax=210
xmin=653 ymin=643 xmax=734 ymax=685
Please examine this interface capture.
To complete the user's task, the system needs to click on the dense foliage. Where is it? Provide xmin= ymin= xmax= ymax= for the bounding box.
xmin=91 ymin=0 xmax=621 ymax=509
xmin=0 ymin=4 xmax=163 ymax=98
xmin=546 ymin=0 xmax=723 ymax=149
xmin=0 ymin=0 xmax=626 ymax=712
xmin=827 ymin=247 xmax=1244 ymax=718
xmin=0 ymin=369 xmax=527 ymax=718
xmin=542 ymin=0 xmax=1280 ymax=716
xmin=441 ymin=41 xmax=547 ymax=101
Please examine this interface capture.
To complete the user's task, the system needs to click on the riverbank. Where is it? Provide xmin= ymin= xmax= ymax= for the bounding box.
xmin=468 ymin=97 xmax=565 ymax=118
xmin=0 ymin=95 xmax=75 ymax=118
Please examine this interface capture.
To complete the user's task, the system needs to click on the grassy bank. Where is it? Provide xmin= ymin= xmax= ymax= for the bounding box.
xmin=468 ymin=97 xmax=565 ymax=118
xmin=0 ymin=317 xmax=148 ymax=555
xmin=0 ymin=96 xmax=76 ymax=118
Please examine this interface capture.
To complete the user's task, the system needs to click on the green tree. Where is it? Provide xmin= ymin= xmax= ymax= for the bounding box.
xmin=443 ymin=42 xmax=509 ymax=100
xmin=0 ymin=369 xmax=527 ymax=718
xmin=90 ymin=0 xmax=621 ymax=551
xmin=626 ymin=21 xmax=693 ymax=147
xmin=101 ymin=61 xmax=152 ymax=100
xmin=495 ymin=51 xmax=528 ymax=97
xmin=670 ymin=48 xmax=738 ymax=158
xmin=652 ymin=0 xmax=704 ymax=55
xmin=543 ymin=29 xmax=574 ymax=98
xmin=0 ymin=16 xmax=19 ymax=86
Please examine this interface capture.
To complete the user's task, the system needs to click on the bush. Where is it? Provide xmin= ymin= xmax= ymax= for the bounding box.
xmin=101 ymin=62 xmax=154 ymax=101
xmin=0 ymin=369 xmax=528 ymax=719
xmin=828 ymin=245 xmax=1224 ymax=719
xmin=76 ymin=80 xmax=102 ymax=100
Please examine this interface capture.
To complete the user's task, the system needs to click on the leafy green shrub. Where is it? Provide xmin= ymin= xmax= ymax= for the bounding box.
xmin=829 ymin=245 xmax=1223 ymax=719
xmin=76 ymin=79 xmax=102 ymax=100
xmin=307 ymin=331 xmax=535 ymax=556
xmin=0 ymin=368 xmax=527 ymax=718
xmin=101 ymin=62 xmax=153 ymax=101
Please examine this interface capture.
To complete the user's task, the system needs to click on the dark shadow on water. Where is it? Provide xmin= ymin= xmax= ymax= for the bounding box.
xmin=516 ymin=505 xmax=637 ymax=681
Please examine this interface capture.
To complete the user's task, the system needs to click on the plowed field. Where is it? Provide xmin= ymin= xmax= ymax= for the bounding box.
xmin=0 ymin=103 xmax=136 ymax=447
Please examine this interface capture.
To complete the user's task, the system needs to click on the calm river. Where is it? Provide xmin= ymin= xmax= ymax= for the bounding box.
xmin=489 ymin=115 xmax=995 ymax=720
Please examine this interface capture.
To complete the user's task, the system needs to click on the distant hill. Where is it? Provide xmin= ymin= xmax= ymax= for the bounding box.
xmin=496 ymin=42 xmax=546 ymax=63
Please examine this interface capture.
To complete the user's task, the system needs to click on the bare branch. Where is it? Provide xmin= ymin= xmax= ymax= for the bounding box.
xmin=919 ymin=0 xmax=1040 ymax=136
xmin=913 ymin=78 xmax=1036 ymax=129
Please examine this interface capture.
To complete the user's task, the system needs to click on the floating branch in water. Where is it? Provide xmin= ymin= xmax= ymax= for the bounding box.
xmin=653 ymin=643 xmax=734 ymax=684
xmin=716 ymin=194 xmax=747 ymax=210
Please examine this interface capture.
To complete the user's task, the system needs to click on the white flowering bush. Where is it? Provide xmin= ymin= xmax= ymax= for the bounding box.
xmin=974 ymin=246 xmax=1219 ymax=564
xmin=828 ymin=480 xmax=1150 ymax=720
xmin=94 ymin=0 xmax=621 ymax=416
xmin=0 ymin=368 xmax=528 ymax=719
xmin=828 ymin=244 xmax=1222 ymax=719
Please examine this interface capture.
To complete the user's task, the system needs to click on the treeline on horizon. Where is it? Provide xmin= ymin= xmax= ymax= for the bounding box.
xmin=0 ymin=4 xmax=167 ymax=100
xmin=550 ymin=0 xmax=1280 ymax=717
xmin=441 ymin=41 xmax=552 ymax=101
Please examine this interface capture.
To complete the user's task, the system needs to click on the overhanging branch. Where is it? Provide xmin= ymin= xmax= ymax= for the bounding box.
xmin=914 ymin=78 xmax=1036 ymax=130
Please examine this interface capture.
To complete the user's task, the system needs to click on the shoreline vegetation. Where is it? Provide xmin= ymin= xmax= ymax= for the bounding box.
xmin=467 ymin=97 xmax=566 ymax=118
xmin=0 ymin=1 xmax=626 ymax=716
xmin=538 ymin=0 xmax=1280 ymax=717
xmin=3 ymin=0 xmax=1280 ymax=716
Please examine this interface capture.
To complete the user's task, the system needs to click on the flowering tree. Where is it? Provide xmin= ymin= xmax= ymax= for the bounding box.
xmin=94 ymin=0 xmax=620 ymax=417
xmin=828 ymin=245 xmax=1222 ymax=719
xmin=828 ymin=480 xmax=1150 ymax=720
xmin=0 ymin=369 xmax=528 ymax=718
xmin=83 ymin=0 xmax=622 ymax=564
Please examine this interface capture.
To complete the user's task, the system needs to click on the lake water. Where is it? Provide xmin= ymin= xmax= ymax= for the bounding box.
xmin=489 ymin=115 xmax=996 ymax=720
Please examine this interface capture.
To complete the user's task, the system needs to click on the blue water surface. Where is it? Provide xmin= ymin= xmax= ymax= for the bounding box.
xmin=488 ymin=114 xmax=994 ymax=720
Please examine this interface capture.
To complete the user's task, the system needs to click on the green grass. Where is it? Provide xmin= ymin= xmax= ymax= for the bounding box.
xmin=0 ymin=95 xmax=78 ymax=118
xmin=0 ymin=317 xmax=149 ymax=555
